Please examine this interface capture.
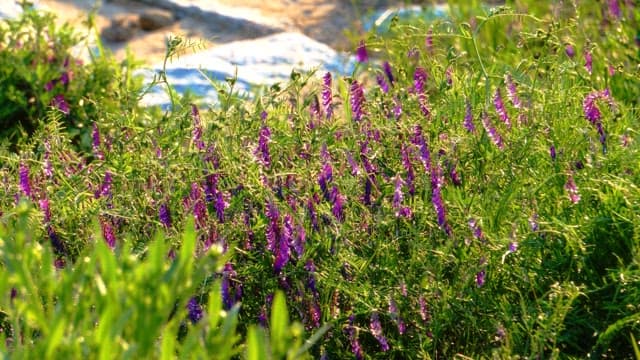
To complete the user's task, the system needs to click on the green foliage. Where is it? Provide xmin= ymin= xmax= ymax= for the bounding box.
xmin=0 ymin=4 xmax=142 ymax=151
xmin=0 ymin=0 xmax=639 ymax=358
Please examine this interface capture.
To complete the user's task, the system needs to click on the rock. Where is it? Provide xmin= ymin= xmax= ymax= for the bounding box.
xmin=139 ymin=9 xmax=175 ymax=31
xmin=0 ymin=2 xmax=24 ymax=20
xmin=102 ymin=15 xmax=140 ymax=42
xmin=139 ymin=32 xmax=356 ymax=109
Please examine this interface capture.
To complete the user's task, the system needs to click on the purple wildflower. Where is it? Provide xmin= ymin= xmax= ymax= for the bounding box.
xmin=255 ymin=126 xmax=272 ymax=168
xmin=48 ymin=227 xmax=65 ymax=256
xmin=400 ymin=144 xmax=415 ymax=196
xmin=191 ymin=104 xmax=205 ymax=151
xmin=350 ymin=80 xmax=366 ymax=122
xmin=346 ymin=315 xmax=364 ymax=359
xmin=583 ymin=88 xmax=614 ymax=125
xmin=356 ymin=40 xmax=368 ymax=62
xmin=40 ymin=198 xmax=51 ymax=223
xmin=214 ymin=190 xmax=226 ymax=223
xmin=92 ymin=123 xmax=104 ymax=160
xmin=44 ymin=80 xmax=56 ymax=92
xmin=494 ymin=88 xmax=511 ymax=128
xmin=43 ymin=140 xmax=53 ymax=178
xmin=432 ymin=162 xmax=452 ymax=236
xmin=331 ymin=186 xmax=345 ymax=223
xmin=508 ymin=241 xmax=518 ymax=253
xmin=221 ymin=263 xmax=238 ymax=309
xmin=414 ymin=67 xmax=428 ymax=94
xmin=393 ymin=96 xmax=402 ymax=120
xmin=266 ymin=201 xmax=281 ymax=253
xmin=318 ymin=162 xmax=333 ymax=200
xmin=188 ymin=182 xmax=207 ymax=229
xmin=565 ymin=44 xmax=575 ymax=59
xmin=504 ymin=73 xmax=523 ymax=109
xmin=389 ymin=298 xmax=406 ymax=335
xmin=307 ymin=196 xmax=319 ymax=231
xmin=425 ymin=28 xmax=433 ymax=52
xmin=445 ymin=66 xmax=453 ymax=86
xmin=584 ymin=50 xmax=593 ymax=75
xmin=608 ymin=0 xmax=621 ymax=19
xmin=468 ymin=218 xmax=484 ymax=241
xmin=159 ymin=203 xmax=172 ymax=228
xmin=294 ymin=224 xmax=306 ymax=258
xmin=309 ymin=96 xmax=322 ymax=128
xmin=464 ymin=99 xmax=475 ymax=133
xmin=476 ymin=269 xmax=486 ymax=288
xmin=376 ymin=74 xmax=389 ymax=93
xmin=346 ymin=151 xmax=361 ymax=176
xmin=95 ymin=171 xmax=113 ymax=199
xmin=383 ymin=61 xmax=394 ymax=85
xmin=370 ymin=312 xmax=390 ymax=352
xmin=187 ymin=297 xmax=203 ymax=324
xmin=412 ymin=125 xmax=432 ymax=174
xmin=322 ymin=72 xmax=333 ymax=119
xmin=19 ymin=162 xmax=32 ymax=198
xmin=550 ymin=145 xmax=557 ymax=160
xmin=305 ymin=260 xmax=318 ymax=295
xmin=565 ymin=174 xmax=581 ymax=204
xmin=362 ymin=177 xmax=372 ymax=206
xmin=393 ymin=175 xmax=411 ymax=218
xmin=481 ymin=112 xmax=505 ymax=150
xmin=51 ymin=94 xmax=70 ymax=115
xmin=100 ymin=218 xmax=116 ymax=250
xmin=274 ymin=214 xmax=292 ymax=273
xmin=60 ymin=71 xmax=70 ymax=86
xmin=359 ymin=140 xmax=377 ymax=175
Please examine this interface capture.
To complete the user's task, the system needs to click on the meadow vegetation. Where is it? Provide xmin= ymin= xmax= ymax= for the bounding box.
xmin=0 ymin=0 xmax=639 ymax=358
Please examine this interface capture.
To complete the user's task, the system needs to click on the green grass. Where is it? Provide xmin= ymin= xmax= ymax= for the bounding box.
xmin=0 ymin=0 xmax=639 ymax=358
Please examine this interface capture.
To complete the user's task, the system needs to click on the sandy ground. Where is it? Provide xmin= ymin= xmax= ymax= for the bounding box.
xmin=38 ymin=0 xmax=403 ymax=65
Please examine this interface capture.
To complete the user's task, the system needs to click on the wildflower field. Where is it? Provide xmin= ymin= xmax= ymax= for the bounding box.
xmin=1 ymin=0 xmax=639 ymax=358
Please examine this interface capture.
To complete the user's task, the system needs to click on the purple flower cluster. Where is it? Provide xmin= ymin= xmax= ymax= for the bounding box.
xmin=383 ymin=61 xmax=395 ymax=85
xmin=565 ymin=174 xmax=581 ymax=204
xmin=346 ymin=315 xmax=364 ymax=359
xmin=584 ymin=50 xmax=593 ymax=75
xmin=255 ymin=125 xmax=272 ymax=168
xmin=494 ymin=88 xmax=511 ymax=128
xmin=376 ymin=74 xmax=390 ymax=94
xmin=464 ymin=99 xmax=475 ymax=133
xmin=431 ymin=163 xmax=452 ymax=236
xmin=92 ymin=123 xmax=105 ymax=160
xmin=159 ymin=202 xmax=172 ymax=228
xmin=43 ymin=140 xmax=53 ymax=178
xmin=504 ymin=74 xmax=523 ymax=109
xmin=400 ymin=144 xmax=415 ymax=196
xmin=388 ymin=298 xmax=406 ymax=335
xmin=583 ymin=88 xmax=614 ymax=151
xmin=100 ymin=218 xmax=116 ymax=250
xmin=481 ymin=112 xmax=505 ymax=150
xmin=322 ymin=72 xmax=333 ymax=119
xmin=356 ymin=40 xmax=369 ymax=63
xmin=187 ymin=297 xmax=203 ymax=324
xmin=414 ymin=67 xmax=431 ymax=118
xmin=19 ymin=162 xmax=32 ymax=199
xmin=393 ymin=175 xmax=411 ymax=218
xmin=468 ymin=218 xmax=485 ymax=241
xmin=350 ymin=80 xmax=366 ymax=122
xmin=221 ymin=262 xmax=242 ymax=309
xmin=191 ymin=104 xmax=205 ymax=151
xmin=370 ymin=312 xmax=390 ymax=352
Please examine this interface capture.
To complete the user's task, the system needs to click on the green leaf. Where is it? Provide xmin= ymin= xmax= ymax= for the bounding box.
xmin=270 ymin=291 xmax=289 ymax=357
xmin=247 ymin=326 xmax=268 ymax=360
